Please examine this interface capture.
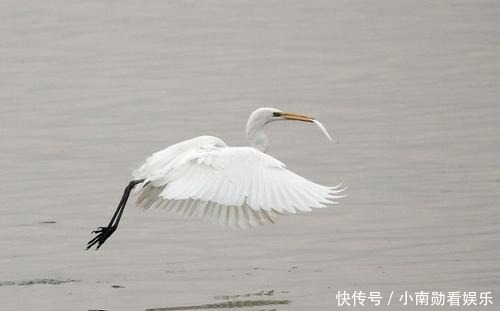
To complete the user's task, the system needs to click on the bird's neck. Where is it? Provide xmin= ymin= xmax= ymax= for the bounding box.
xmin=246 ymin=126 xmax=269 ymax=153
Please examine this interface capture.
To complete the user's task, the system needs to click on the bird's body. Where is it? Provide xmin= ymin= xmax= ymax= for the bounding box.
xmin=131 ymin=135 xmax=343 ymax=228
xmin=87 ymin=107 xmax=345 ymax=250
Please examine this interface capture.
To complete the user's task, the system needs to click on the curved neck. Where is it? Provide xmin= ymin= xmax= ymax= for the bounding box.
xmin=246 ymin=126 xmax=269 ymax=153
xmin=246 ymin=115 xmax=270 ymax=153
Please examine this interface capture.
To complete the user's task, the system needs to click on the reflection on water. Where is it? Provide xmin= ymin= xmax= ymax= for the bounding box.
xmin=147 ymin=290 xmax=290 ymax=311
xmin=214 ymin=290 xmax=288 ymax=300
xmin=0 ymin=278 xmax=79 ymax=287
xmin=146 ymin=299 xmax=290 ymax=311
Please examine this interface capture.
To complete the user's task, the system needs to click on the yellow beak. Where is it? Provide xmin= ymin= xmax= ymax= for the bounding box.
xmin=280 ymin=112 xmax=314 ymax=122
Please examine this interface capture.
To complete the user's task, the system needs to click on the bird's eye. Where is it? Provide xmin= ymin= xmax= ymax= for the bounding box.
xmin=272 ymin=112 xmax=281 ymax=117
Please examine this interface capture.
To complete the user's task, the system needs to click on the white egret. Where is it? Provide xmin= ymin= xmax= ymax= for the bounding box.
xmin=87 ymin=107 xmax=345 ymax=250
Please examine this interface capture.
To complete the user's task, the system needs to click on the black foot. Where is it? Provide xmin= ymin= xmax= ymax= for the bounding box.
xmin=86 ymin=226 xmax=117 ymax=250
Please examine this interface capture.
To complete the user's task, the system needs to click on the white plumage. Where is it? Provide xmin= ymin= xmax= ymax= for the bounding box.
xmin=131 ymin=112 xmax=345 ymax=229
xmin=87 ymin=107 xmax=345 ymax=250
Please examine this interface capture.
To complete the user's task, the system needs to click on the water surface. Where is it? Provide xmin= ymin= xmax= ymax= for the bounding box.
xmin=1 ymin=1 xmax=499 ymax=310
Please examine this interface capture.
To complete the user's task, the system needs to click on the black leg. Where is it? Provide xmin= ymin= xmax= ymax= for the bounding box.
xmin=86 ymin=179 xmax=145 ymax=250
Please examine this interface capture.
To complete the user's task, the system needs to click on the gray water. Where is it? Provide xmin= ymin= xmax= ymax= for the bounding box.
xmin=1 ymin=1 xmax=499 ymax=310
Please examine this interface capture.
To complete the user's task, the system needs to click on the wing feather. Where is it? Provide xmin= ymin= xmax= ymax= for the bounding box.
xmin=133 ymin=136 xmax=345 ymax=228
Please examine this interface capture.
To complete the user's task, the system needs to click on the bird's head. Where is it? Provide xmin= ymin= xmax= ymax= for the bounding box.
xmin=248 ymin=107 xmax=314 ymax=126
xmin=246 ymin=107 xmax=333 ymax=151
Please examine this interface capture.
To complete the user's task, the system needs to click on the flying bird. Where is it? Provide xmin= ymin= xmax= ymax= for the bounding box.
xmin=87 ymin=107 xmax=345 ymax=250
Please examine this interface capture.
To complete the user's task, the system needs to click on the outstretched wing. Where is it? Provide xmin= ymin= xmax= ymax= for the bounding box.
xmin=133 ymin=138 xmax=345 ymax=228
